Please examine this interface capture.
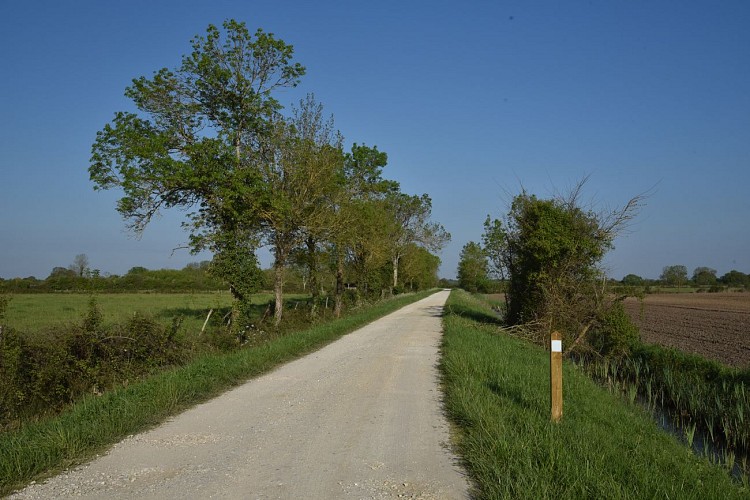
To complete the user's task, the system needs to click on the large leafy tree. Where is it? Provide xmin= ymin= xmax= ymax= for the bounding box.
xmin=457 ymin=241 xmax=489 ymax=293
xmin=260 ymin=95 xmax=344 ymax=324
xmin=399 ymin=244 xmax=441 ymax=291
xmin=384 ymin=192 xmax=450 ymax=291
xmin=660 ymin=265 xmax=688 ymax=288
xmin=692 ymin=267 xmax=717 ymax=286
xmin=328 ymin=144 xmax=392 ymax=315
xmin=89 ymin=20 xmax=305 ymax=305
xmin=482 ymin=216 xmax=506 ymax=282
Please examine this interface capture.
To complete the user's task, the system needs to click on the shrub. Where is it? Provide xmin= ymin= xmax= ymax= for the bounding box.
xmin=0 ymin=295 xmax=8 ymax=322
xmin=0 ymin=302 xmax=189 ymax=429
xmin=486 ymin=186 xmax=645 ymax=351
xmin=588 ymin=302 xmax=640 ymax=357
xmin=0 ymin=326 xmax=26 ymax=426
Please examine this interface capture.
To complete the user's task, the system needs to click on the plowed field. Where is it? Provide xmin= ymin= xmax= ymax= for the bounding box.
xmin=623 ymin=293 xmax=750 ymax=368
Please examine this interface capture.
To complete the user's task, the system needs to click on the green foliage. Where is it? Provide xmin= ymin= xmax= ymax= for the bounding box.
xmin=661 ymin=264 xmax=689 ymax=287
xmin=0 ymin=295 xmax=8 ymax=322
xmin=83 ymin=19 xmax=449 ymax=325
xmin=693 ymin=266 xmax=718 ymax=286
xmin=504 ymin=193 xmax=606 ymax=329
xmin=0 ymin=264 xmax=228 ymax=294
xmin=398 ymin=244 xmax=441 ymax=291
xmin=82 ymin=297 xmax=102 ymax=332
xmin=89 ymin=19 xmax=305 ymax=319
xmin=383 ymin=190 xmax=450 ymax=290
xmin=721 ymin=270 xmax=750 ymax=288
xmin=344 ymin=143 xmax=390 ymax=194
xmin=588 ymin=302 xmax=640 ymax=357
xmin=209 ymin=238 xmax=264 ymax=301
xmin=481 ymin=215 xmax=506 ymax=280
xmin=483 ymin=183 xmax=646 ymax=355
xmin=621 ymin=273 xmax=645 ymax=286
xmin=456 ymin=241 xmax=489 ymax=293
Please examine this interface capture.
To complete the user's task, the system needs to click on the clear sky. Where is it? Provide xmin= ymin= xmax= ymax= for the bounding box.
xmin=1 ymin=0 xmax=748 ymax=280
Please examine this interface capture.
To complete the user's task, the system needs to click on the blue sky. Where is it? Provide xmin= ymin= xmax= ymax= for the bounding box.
xmin=1 ymin=1 xmax=748 ymax=280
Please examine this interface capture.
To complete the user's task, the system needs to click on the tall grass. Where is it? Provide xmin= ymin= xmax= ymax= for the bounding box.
xmin=441 ymin=290 xmax=747 ymax=499
xmin=575 ymin=345 xmax=750 ymax=476
xmin=0 ymin=289 xmax=437 ymax=496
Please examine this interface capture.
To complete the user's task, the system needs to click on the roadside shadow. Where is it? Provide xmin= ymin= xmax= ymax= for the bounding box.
xmin=444 ymin=303 xmax=505 ymax=326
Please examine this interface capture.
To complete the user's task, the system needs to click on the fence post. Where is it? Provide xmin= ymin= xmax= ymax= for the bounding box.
xmin=551 ymin=330 xmax=563 ymax=422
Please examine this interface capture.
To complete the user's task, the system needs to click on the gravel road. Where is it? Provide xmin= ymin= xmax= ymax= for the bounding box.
xmin=10 ymin=290 xmax=469 ymax=499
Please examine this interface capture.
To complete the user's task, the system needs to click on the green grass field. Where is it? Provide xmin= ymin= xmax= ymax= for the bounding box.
xmin=2 ymin=292 xmax=308 ymax=333
xmin=441 ymin=290 xmax=748 ymax=499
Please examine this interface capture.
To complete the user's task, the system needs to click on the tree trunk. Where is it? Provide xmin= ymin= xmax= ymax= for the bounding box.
xmin=334 ymin=245 xmax=344 ymax=318
xmin=392 ymin=254 xmax=400 ymax=292
xmin=273 ymin=246 xmax=286 ymax=326
xmin=307 ymin=236 xmax=319 ymax=301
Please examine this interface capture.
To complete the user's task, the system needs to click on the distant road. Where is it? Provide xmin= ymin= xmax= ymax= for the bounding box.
xmin=12 ymin=290 xmax=469 ymax=499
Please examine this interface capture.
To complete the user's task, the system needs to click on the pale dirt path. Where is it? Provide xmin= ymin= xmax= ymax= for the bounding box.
xmin=11 ymin=290 xmax=470 ymax=499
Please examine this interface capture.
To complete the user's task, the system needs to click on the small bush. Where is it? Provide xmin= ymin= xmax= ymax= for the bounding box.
xmin=588 ymin=302 xmax=640 ymax=357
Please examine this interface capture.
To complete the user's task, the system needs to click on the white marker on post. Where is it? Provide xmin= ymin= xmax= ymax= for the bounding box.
xmin=550 ymin=331 xmax=563 ymax=422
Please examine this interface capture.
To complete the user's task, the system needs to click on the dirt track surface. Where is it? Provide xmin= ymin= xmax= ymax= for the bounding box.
xmin=10 ymin=291 xmax=469 ymax=499
xmin=623 ymin=292 xmax=750 ymax=368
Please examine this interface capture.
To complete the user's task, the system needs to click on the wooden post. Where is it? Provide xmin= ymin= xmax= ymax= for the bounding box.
xmin=551 ymin=331 xmax=563 ymax=422
xmin=200 ymin=309 xmax=214 ymax=335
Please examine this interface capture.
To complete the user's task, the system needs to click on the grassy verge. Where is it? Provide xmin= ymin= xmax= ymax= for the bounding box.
xmin=0 ymin=289 xmax=437 ymax=496
xmin=440 ymin=290 xmax=748 ymax=499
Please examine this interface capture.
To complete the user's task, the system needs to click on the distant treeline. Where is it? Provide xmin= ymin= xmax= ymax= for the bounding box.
xmin=456 ymin=271 xmax=750 ymax=295
xmin=619 ymin=267 xmax=750 ymax=290
xmin=1 ymin=259 xmax=444 ymax=295
xmin=0 ymin=263 xmax=225 ymax=293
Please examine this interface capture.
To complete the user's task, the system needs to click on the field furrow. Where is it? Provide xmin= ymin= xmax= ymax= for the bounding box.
xmin=624 ymin=293 xmax=750 ymax=368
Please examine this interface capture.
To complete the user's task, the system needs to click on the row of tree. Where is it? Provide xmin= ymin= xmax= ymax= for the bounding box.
xmin=87 ymin=20 xmax=448 ymax=323
xmin=624 ymin=266 xmax=750 ymax=288
xmin=1 ymin=255 xmax=442 ymax=295
xmin=459 ymin=255 xmax=750 ymax=292
xmin=0 ymin=261 xmax=224 ymax=293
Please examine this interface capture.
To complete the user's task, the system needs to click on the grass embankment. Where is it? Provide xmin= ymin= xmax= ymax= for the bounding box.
xmin=0 ymin=289 xmax=437 ymax=497
xmin=440 ymin=290 xmax=748 ymax=499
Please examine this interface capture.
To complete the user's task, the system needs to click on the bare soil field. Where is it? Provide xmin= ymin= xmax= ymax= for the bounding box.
xmin=623 ymin=292 xmax=750 ymax=368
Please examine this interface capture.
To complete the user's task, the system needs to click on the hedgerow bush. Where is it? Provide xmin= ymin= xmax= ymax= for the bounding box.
xmin=0 ymin=299 xmax=190 ymax=429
